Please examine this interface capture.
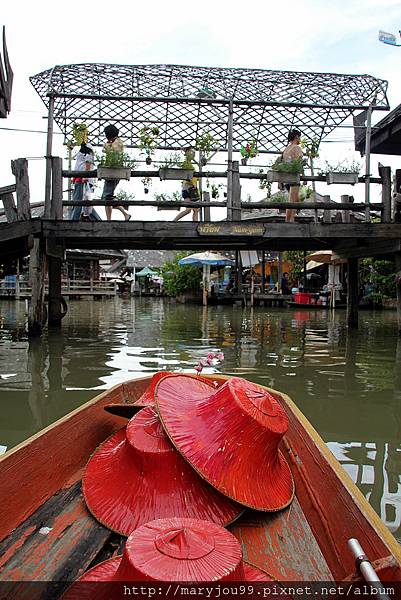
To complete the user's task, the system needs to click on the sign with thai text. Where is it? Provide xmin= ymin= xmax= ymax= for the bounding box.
xmin=197 ymin=223 xmax=265 ymax=236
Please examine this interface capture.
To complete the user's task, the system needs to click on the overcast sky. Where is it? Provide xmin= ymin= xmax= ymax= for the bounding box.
xmin=1 ymin=0 xmax=401 ymax=219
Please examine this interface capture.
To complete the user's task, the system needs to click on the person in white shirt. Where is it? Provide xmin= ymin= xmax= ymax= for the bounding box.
xmin=70 ymin=144 xmax=101 ymax=220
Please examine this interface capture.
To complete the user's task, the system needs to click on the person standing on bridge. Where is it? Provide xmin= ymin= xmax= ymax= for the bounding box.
xmin=173 ymin=147 xmax=200 ymax=222
xmin=282 ymin=129 xmax=304 ymax=223
xmin=70 ymin=143 xmax=101 ymax=221
xmin=102 ymin=125 xmax=131 ymax=221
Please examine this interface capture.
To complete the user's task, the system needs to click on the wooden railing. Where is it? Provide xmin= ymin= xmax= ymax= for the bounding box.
xmin=0 ymin=278 xmax=117 ymax=297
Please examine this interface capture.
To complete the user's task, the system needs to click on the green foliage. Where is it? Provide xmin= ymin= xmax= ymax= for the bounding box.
xmin=270 ymin=156 xmax=305 ymax=174
xmin=299 ymin=185 xmax=313 ymax=200
xmin=240 ymin=140 xmax=258 ymax=159
xmin=66 ymin=122 xmax=88 ymax=149
xmin=115 ymin=190 xmax=135 ymax=203
xmin=97 ymin=149 xmax=136 ymax=168
xmin=270 ymin=192 xmax=289 ymax=203
xmin=154 ymin=192 xmax=181 ymax=203
xmin=195 ymin=131 xmax=218 ymax=155
xmin=160 ymin=152 xmax=182 ymax=168
xmin=359 ymin=258 xmax=396 ymax=301
xmin=301 ymin=136 xmax=319 ymax=159
xmin=318 ymin=160 xmax=361 ymax=175
xmin=258 ymin=169 xmax=272 ymax=195
xmin=139 ymin=126 xmax=160 ymax=156
xmin=161 ymin=252 xmax=201 ymax=296
xmin=282 ymin=251 xmax=306 ymax=281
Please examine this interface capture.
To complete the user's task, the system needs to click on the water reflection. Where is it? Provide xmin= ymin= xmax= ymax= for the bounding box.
xmin=0 ymin=298 xmax=400 ymax=540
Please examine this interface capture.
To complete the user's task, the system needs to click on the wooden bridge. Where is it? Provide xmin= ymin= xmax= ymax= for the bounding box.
xmin=1 ymin=157 xmax=401 ymax=336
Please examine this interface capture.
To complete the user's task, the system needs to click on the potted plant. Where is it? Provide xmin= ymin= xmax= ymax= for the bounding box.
xmin=265 ymin=156 xmax=304 ymax=185
xmin=139 ymin=126 xmax=160 ymax=165
xmin=141 ymin=176 xmax=152 ymax=194
xmin=318 ymin=160 xmax=361 ymax=185
xmin=97 ymin=149 xmax=136 ymax=180
xmin=159 ymin=148 xmax=194 ymax=181
xmin=240 ymin=140 xmax=258 ymax=165
xmin=155 ymin=192 xmax=182 ymax=211
xmin=195 ymin=131 xmax=218 ymax=166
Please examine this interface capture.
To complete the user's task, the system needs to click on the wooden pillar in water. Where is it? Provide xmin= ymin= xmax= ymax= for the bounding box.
xmin=48 ymin=255 xmax=62 ymax=327
xmin=347 ymin=258 xmax=359 ymax=328
xmin=261 ymin=251 xmax=266 ymax=293
xmin=395 ymin=253 xmax=401 ymax=336
xmin=48 ymin=157 xmax=64 ymax=327
xmin=28 ymin=238 xmax=46 ymax=336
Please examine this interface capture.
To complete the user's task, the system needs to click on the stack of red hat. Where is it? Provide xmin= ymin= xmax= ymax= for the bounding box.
xmin=75 ymin=372 xmax=295 ymax=586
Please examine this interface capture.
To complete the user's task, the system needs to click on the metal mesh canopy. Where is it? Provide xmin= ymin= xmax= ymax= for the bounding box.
xmin=30 ymin=63 xmax=389 ymax=153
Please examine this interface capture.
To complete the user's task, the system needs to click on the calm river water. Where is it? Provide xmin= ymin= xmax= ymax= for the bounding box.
xmin=0 ymin=298 xmax=400 ymax=541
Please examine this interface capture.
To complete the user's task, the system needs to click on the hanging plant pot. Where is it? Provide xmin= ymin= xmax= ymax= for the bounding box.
xmin=326 ymin=172 xmax=359 ymax=185
xmin=241 ymin=158 xmax=248 ymax=166
xmin=157 ymin=205 xmax=181 ymax=211
xmin=265 ymin=171 xmax=300 ymax=185
xmin=201 ymin=157 xmax=208 ymax=167
xmin=145 ymin=156 xmax=152 ymax=166
xmin=158 ymin=168 xmax=194 ymax=181
xmin=97 ymin=166 xmax=131 ymax=180
xmin=144 ymin=188 xmax=149 ymax=194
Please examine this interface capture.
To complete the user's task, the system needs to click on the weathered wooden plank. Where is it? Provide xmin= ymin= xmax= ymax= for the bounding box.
xmin=0 ymin=184 xmax=16 ymax=195
xmin=341 ymin=195 xmax=351 ymax=223
xmin=1 ymin=191 xmax=17 ymax=222
xmin=11 ymin=158 xmax=31 ymax=221
xmin=0 ymin=221 xmax=39 ymax=243
xmin=232 ymin=160 xmax=242 ymax=221
xmin=51 ymin=157 xmax=63 ymax=220
xmin=48 ymin=256 xmax=62 ymax=327
xmin=0 ymin=482 xmax=115 ymax=599
xmin=0 ymin=382 xmax=130 ymax=543
xmin=28 ymin=238 xmax=46 ymax=336
xmin=396 ymin=253 xmax=401 ymax=336
xmin=379 ymin=165 xmax=392 ymax=223
xmin=230 ymin=497 xmax=333 ymax=581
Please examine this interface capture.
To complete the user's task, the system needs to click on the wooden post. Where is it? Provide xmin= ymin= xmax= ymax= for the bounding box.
xmin=261 ymin=251 xmax=266 ymax=293
xmin=323 ymin=195 xmax=332 ymax=223
xmin=347 ymin=258 xmax=359 ymax=329
xmin=395 ymin=253 xmax=401 ymax=336
xmin=341 ymin=195 xmax=351 ymax=223
xmin=11 ymin=158 xmax=31 ymax=220
xmin=364 ymin=102 xmax=373 ymax=223
xmin=44 ymin=95 xmax=55 ymax=218
xmin=278 ymin=252 xmax=283 ymax=292
xmin=378 ymin=165 xmax=392 ymax=223
xmin=198 ymin=150 xmax=203 ymax=222
xmin=51 ymin=157 xmax=63 ymax=219
xmin=232 ymin=160 xmax=241 ymax=221
xmin=28 ymin=238 xmax=47 ymax=336
xmin=202 ymin=191 xmax=211 ymax=222
xmin=226 ymin=100 xmax=234 ymax=221
xmin=48 ymin=256 xmax=62 ymax=327
xmin=1 ymin=192 xmax=17 ymax=222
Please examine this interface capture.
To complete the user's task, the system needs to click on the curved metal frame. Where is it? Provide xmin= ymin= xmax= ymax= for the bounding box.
xmin=30 ymin=63 xmax=389 ymax=152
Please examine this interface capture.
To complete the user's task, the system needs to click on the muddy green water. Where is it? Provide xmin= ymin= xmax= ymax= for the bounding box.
xmin=0 ymin=298 xmax=400 ymax=541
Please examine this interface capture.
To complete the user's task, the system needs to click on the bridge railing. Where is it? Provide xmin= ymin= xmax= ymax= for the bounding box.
xmin=0 ymin=278 xmax=117 ymax=297
xmin=0 ymin=157 xmax=398 ymax=224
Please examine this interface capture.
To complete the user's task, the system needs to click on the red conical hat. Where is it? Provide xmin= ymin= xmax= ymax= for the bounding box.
xmin=83 ymin=407 xmax=242 ymax=535
xmin=103 ymin=371 xmax=220 ymax=418
xmin=155 ymin=375 xmax=295 ymax=511
xmin=63 ymin=517 xmax=274 ymax=597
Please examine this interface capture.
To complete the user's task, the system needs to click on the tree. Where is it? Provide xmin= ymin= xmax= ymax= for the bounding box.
xmin=161 ymin=252 xmax=201 ymax=297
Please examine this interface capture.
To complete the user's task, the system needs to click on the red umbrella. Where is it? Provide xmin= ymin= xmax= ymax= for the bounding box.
xmin=63 ymin=517 xmax=274 ymax=596
xmin=155 ymin=374 xmax=295 ymax=511
xmin=83 ymin=407 xmax=243 ymax=536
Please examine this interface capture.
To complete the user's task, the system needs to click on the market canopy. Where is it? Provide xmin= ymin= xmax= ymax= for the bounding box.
xmin=179 ymin=252 xmax=233 ymax=266
xmin=136 ymin=267 xmax=158 ymax=276
xmin=30 ymin=63 xmax=389 ymax=153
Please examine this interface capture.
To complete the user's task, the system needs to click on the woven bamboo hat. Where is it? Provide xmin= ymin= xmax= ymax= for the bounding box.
xmin=64 ymin=517 xmax=273 ymax=587
xmin=103 ymin=371 xmax=174 ymax=418
xmin=83 ymin=407 xmax=242 ymax=535
xmin=155 ymin=375 xmax=295 ymax=511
